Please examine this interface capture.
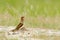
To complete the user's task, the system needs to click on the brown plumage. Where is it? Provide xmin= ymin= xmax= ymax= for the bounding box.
xmin=11 ymin=16 xmax=24 ymax=32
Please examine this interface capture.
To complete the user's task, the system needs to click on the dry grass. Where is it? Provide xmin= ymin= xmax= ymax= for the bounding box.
xmin=0 ymin=27 xmax=60 ymax=40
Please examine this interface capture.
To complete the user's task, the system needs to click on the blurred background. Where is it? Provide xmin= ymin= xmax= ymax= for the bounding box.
xmin=0 ymin=0 xmax=60 ymax=29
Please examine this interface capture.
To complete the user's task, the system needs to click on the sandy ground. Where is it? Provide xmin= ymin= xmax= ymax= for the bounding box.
xmin=0 ymin=26 xmax=60 ymax=40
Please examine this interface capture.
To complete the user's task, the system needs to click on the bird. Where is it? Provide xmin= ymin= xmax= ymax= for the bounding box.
xmin=11 ymin=16 xmax=24 ymax=32
xmin=8 ymin=16 xmax=29 ymax=35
